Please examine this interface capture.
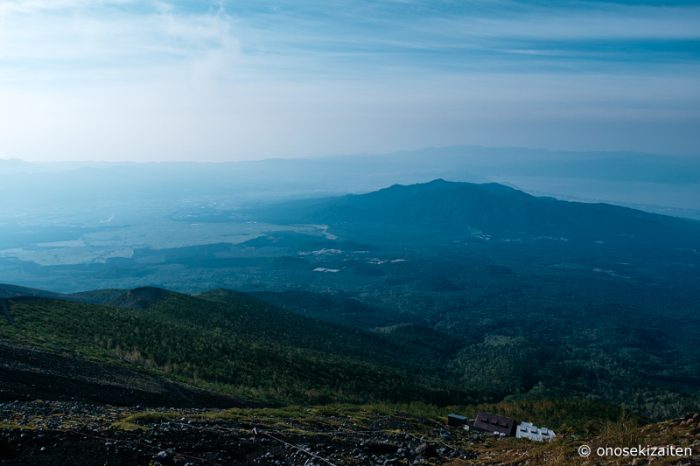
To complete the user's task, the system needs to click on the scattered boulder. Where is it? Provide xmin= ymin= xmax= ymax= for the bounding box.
xmin=415 ymin=442 xmax=438 ymax=458
xmin=154 ymin=448 xmax=175 ymax=464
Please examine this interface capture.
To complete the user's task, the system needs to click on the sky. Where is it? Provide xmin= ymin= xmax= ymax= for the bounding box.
xmin=0 ymin=0 xmax=699 ymax=162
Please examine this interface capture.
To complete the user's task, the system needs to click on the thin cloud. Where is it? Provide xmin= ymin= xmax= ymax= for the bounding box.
xmin=0 ymin=0 xmax=698 ymax=161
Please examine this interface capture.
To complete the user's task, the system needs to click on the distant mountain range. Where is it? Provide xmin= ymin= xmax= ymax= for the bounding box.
xmin=3 ymin=145 xmax=700 ymax=219
xmin=5 ymin=145 xmax=700 ymax=184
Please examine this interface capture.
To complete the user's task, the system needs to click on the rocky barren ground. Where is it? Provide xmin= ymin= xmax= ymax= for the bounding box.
xmin=1 ymin=401 xmax=699 ymax=466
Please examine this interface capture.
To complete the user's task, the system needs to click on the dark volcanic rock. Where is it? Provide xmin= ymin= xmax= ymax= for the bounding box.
xmin=415 ymin=442 xmax=439 ymax=458
xmin=366 ymin=440 xmax=399 ymax=455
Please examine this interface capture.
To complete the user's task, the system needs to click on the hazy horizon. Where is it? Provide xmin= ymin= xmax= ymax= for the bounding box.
xmin=2 ymin=142 xmax=699 ymax=166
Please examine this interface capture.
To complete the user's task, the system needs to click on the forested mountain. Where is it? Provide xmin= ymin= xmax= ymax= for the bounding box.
xmin=254 ymin=179 xmax=700 ymax=246
xmin=0 ymin=286 xmax=464 ymax=406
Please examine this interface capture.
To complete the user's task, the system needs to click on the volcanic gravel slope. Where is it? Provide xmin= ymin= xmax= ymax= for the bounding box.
xmin=0 ymin=340 xmax=242 ymax=409
xmin=1 ymin=402 xmax=699 ymax=466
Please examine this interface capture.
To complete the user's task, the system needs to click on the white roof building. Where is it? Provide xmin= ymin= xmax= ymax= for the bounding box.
xmin=515 ymin=421 xmax=556 ymax=442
